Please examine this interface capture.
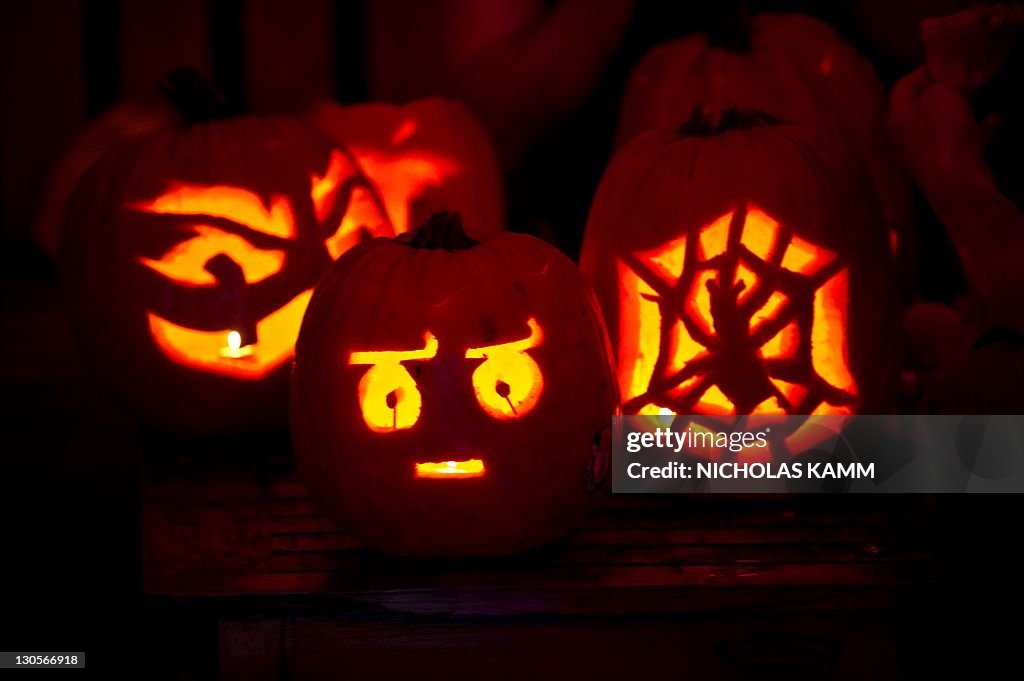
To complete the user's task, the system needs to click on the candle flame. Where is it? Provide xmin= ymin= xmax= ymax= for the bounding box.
xmin=218 ymin=329 xmax=254 ymax=359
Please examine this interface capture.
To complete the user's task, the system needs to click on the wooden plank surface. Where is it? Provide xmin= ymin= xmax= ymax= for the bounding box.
xmin=282 ymin=611 xmax=900 ymax=680
xmin=218 ymin=617 xmax=281 ymax=681
xmin=144 ymin=456 xmax=937 ymax=616
xmin=149 ymin=477 xmax=930 ymax=679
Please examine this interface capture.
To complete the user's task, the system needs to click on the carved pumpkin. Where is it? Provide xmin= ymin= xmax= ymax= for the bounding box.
xmin=34 ymin=101 xmax=175 ymax=259
xmin=291 ymin=213 xmax=617 ymax=556
xmin=616 ymin=12 xmax=914 ymax=290
xmin=581 ymin=109 xmax=901 ymax=418
xmin=58 ymin=72 xmax=397 ymax=433
xmin=308 ymin=97 xmax=505 ymax=239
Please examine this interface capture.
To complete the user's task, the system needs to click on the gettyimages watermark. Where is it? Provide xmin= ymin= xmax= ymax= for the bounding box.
xmin=612 ymin=414 xmax=1024 ymax=493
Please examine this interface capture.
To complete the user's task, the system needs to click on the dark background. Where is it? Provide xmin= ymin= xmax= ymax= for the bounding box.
xmin=0 ymin=0 xmax=1021 ymax=676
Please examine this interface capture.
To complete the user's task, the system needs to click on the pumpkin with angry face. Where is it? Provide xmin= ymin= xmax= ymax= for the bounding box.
xmin=291 ymin=213 xmax=617 ymax=556
xmin=58 ymin=72 xmax=399 ymax=433
xmin=581 ymin=109 xmax=901 ymax=419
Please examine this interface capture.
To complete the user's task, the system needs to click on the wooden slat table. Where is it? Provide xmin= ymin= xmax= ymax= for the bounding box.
xmin=144 ymin=455 xmax=939 ymax=680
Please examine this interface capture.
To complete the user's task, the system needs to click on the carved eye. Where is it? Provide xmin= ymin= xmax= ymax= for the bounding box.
xmin=471 ymin=352 xmax=543 ymax=419
xmin=356 ymin=363 xmax=422 ymax=432
xmin=466 ymin=318 xmax=544 ymax=420
xmin=349 ymin=332 xmax=438 ymax=433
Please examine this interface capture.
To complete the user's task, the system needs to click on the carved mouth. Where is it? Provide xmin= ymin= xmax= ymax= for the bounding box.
xmin=146 ymin=289 xmax=313 ymax=380
xmin=414 ymin=459 xmax=486 ymax=479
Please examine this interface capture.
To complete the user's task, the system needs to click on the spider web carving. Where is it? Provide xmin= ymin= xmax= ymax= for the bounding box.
xmin=617 ymin=203 xmax=858 ymax=416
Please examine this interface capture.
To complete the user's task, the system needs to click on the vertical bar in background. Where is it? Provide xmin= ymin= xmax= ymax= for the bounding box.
xmin=209 ymin=0 xmax=246 ymax=114
xmin=0 ymin=1 xmax=86 ymax=246
xmin=120 ymin=0 xmax=210 ymax=104
xmin=81 ymin=0 xmax=121 ymax=116
xmin=243 ymin=0 xmax=335 ymax=114
xmin=333 ymin=0 xmax=368 ymax=104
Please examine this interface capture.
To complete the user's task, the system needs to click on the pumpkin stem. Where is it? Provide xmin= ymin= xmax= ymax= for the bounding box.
xmin=677 ymin=106 xmax=782 ymax=138
xmin=402 ymin=212 xmax=480 ymax=251
xmin=158 ymin=69 xmax=230 ymax=125
xmin=705 ymin=2 xmax=752 ymax=52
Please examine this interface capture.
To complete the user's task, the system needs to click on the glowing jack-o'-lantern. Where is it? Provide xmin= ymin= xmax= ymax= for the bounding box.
xmin=581 ymin=109 xmax=901 ymax=418
xmin=308 ymin=97 xmax=505 ymax=239
xmin=131 ymin=147 xmax=386 ymax=380
xmin=616 ymin=12 xmax=914 ymax=293
xmin=58 ymin=71 xmax=401 ymax=434
xmin=292 ymin=213 xmax=617 ymax=556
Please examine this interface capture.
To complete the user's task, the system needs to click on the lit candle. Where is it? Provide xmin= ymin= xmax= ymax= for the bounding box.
xmin=219 ymin=330 xmax=254 ymax=359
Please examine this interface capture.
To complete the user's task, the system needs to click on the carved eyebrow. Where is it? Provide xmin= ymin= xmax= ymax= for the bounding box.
xmin=133 ymin=184 xmax=297 ymax=239
xmin=465 ymin=318 xmax=543 ymax=358
xmin=349 ymin=332 xmax=439 ymax=365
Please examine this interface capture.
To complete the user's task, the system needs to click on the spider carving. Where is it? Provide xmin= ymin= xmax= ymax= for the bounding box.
xmin=617 ymin=203 xmax=858 ymax=416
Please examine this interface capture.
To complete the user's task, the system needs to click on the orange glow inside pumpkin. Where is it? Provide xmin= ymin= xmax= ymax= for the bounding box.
xmin=310 ymin=151 xmax=348 ymax=222
xmin=135 ymin=150 xmax=393 ymax=379
xmin=414 ymin=458 xmax=486 ymax=479
xmin=350 ymin=332 xmax=438 ymax=432
xmin=324 ymin=184 xmax=390 ymax=260
xmin=138 ymin=225 xmax=287 ymax=287
xmin=618 ymin=204 xmax=857 ymax=416
xmin=349 ymin=117 xmax=461 ymax=234
xmin=147 ymin=290 xmax=312 ymax=379
xmin=312 ymin=151 xmax=395 ymax=259
xmin=466 ymin=318 xmax=544 ymax=419
xmin=391 ymin=118 xmax=418 ymax=146
xmin=134 ymin=183 xmax=297 ymax=238
xmin=785 ymin=407 xmax=853 ymax=453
